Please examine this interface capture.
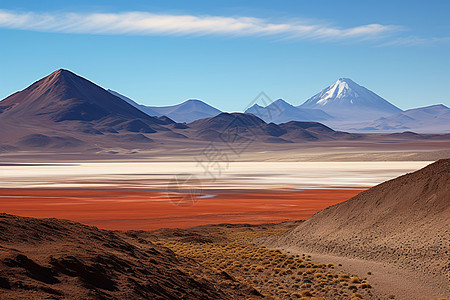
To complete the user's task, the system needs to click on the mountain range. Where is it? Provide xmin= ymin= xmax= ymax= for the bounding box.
xmin=245 ymin=99 xmax=332 ymax=123
xmin=350 ymin=104 xmax=450 ymax=133
xmin=0 ymin=69 xmax=449 ymax=153
xmin=0 ymin=69 xmax=357 ymax=152
xmin=109 ymin=77 xmax=448 ymax=133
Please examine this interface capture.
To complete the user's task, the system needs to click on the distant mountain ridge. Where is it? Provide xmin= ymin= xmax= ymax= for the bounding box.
xmin=106 ymin=78 xmax=449 ymax=133
xmin=107 ymin=89 xmax=161 ymax=117
xmin=245 ymin=99 xmax=333 ymax=123
xmin=149 ymin=99 xmax=222 ymax=123
xmin=351 ymin=104 xmax=450 ymax=133
xmin=107 ymin=90 xmax=222 ymax=123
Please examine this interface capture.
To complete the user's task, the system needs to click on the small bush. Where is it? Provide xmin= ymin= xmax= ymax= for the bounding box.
xmin=360 ymin=283 xmax=372 ymax=289
xmin=350 ymin=277 xmax=360 ymax=283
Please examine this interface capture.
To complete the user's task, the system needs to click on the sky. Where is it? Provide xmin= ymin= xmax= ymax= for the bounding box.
xmin=0 ymin=0 xmax=449 ymax=111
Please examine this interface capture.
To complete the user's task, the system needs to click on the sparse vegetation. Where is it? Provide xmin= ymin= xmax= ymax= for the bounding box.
xmin=145 ymin=222 xmax=376 ymax=300
xmin=360 ymin=283 xmax=372 ymax=289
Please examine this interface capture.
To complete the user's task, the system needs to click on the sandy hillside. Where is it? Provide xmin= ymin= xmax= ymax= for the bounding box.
xmin=259 ymin=159 xmax=450 ymax=298
xmin=0 ymin=213 xmax=263 ymax=299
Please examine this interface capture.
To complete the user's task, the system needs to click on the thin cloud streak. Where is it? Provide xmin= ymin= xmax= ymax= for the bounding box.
xmin=378 ymin=36 xmax=450 ymax=47
xmin=0 ymin=10 xmax=401 ymax=41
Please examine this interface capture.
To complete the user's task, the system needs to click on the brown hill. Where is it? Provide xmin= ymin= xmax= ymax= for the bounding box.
xmin=187 ymin=112 xmax=364 ymax=143
xmin=0 ymin=213 xmax=263 ymax=299
xmin=188 ymin=113 xmax=268 ymax=134
xmin=0 ymin=69 xmax=157 ymax=122
xmin=260 ymin=159 xmax=450 ymax=281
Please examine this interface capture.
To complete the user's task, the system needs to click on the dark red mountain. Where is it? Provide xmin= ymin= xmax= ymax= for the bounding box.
xmin=0 ymin=69 xmax=163 ymax=123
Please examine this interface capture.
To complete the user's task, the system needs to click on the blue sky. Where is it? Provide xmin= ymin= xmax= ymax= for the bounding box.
xmin=0 ymin=0 xmax=449 ymax=111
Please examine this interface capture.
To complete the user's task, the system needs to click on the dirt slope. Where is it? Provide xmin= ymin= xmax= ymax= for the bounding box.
xmin=260 ymin=159 xmax=450 ymax=281
xmin=0 ymin=213 xmax=262 ymax=299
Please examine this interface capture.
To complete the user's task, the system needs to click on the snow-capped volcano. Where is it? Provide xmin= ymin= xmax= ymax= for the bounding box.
xmin=300 ymin=78 xmax=402 ymax=120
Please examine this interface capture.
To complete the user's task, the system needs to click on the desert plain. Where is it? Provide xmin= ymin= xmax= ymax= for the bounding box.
xmin=1 ymin=143 xmax=448 ymax=299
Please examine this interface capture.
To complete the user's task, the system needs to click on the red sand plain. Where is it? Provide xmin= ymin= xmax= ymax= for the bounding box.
xmin=0 ymin=188 xmax=366 ymax=230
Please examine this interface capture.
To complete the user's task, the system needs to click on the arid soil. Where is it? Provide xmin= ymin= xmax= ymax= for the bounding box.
xmin=0 ymin=214 xmax=378 ymax=299
xmin=0 ymin=214 xmax=266 ymax=299
xmin=0 ymin=188 xmax=364 ymax=230
xmin=2 ymin=139 xmax=450 ymax=163
xmin=259 ymin=159 xmax=450 ymax=300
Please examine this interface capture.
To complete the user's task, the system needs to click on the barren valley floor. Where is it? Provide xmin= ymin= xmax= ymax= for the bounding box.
xmin=0 ymin=160 xmax=429 ymax=230
xmin=0 ymin=159 xmax=447 ymax=299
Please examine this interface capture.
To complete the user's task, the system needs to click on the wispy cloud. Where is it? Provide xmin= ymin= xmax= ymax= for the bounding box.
xmin=378 ymin=36 xmax=450 ymax=47
xmin=0 ymin=10 xmax=401 ymax=42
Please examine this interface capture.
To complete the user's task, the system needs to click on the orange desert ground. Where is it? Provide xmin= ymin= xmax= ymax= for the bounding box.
xmin=0 ymin=187 xmax=364 ymax=230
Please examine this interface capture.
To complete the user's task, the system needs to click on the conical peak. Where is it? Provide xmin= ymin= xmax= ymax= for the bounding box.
xmin=49 ymin=68 xmax=76 ymax=78
xmin=42 ymin=69 xmax=80 ymax=87
xmin=336 ymin=78 xmax=355 ymax=84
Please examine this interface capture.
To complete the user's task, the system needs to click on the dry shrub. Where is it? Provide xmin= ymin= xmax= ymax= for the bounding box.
xmin=350 ymin=277 xmax=361 ymax=283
